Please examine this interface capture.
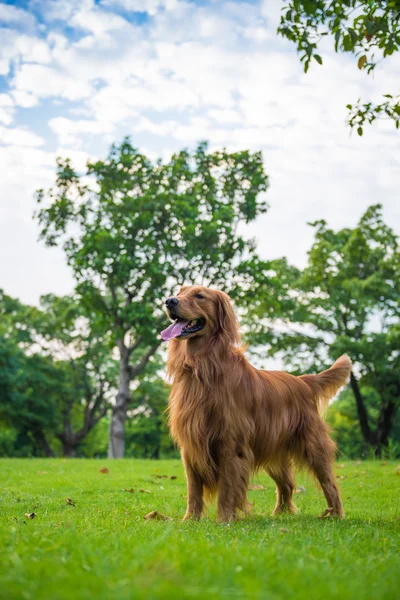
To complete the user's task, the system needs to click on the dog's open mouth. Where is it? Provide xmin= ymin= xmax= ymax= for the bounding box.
xmin=160 ymin=317 xmax=205 ymax=341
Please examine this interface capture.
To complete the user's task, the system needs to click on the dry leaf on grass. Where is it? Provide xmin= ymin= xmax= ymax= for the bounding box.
xmin=336 ymin=475 xmax=347 ymax=481
xmin=99 ymin=468 xmax=109 ymax=474
xmin=144 ymin=511 xmax=173 ymax=521
xmin=36 ymin=470 xmax=48 ymax=475
xmin=25 ymin=513 xmax=36 ymax=519
xmin=123 ymin=488 xmax=135 ymax=494
xmin=337 ymin=464 xmax=345 ymax=469
xmin=65 ymin=498 xmax=75 ymax=506
xmin=279 ymin=527 xmax=289 ymax=533
xmin=154 ymin=475 xmax=168 ymax=479
xmin=380 ymin=461 xmax=388 ymax=466
xmin=248 ymin=484 xmax=265 ymax=491
xmin=355 ymin=460 xmax=362 ymax=466
xmin=170 ymin=476 xmax=177 ymax=480
xmin=395 ymin=465 xmax=400 ymax=475
xmin=139 ymin=489 xmax=151 ymax=493
xmin=295 ymin=486 xmax=306 ymax=493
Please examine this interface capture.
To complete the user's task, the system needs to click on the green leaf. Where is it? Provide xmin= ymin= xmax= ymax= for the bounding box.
xmin=314 ymin=54 xmax=323 ymax=65
xmin=357 ymin=127 xmax=363 ymax=136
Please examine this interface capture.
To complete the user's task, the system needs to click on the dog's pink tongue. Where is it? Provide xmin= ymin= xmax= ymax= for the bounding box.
xmin=160 ymin=320 xmax=188 ymax=341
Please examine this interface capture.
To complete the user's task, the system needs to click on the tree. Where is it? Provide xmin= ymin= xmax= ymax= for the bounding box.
xmin=29 ymin=294 xmax=116 ymax=457
xmin=278 ymin=0 xmax=400 ymax=134
xmin=0 ymin=290 xmax=58 ymax=456
xmin=125 ymin=370 xmax=176 ymax=459
xmin=0 ymin=291 xmax=115 ymax=457
xmin=243 ymin=205 xmax=400 ymax=454
xmin=327 ymin=385 xmax=384 ymax=458
xmin=35 ymin=139 xmax=269 ymax=457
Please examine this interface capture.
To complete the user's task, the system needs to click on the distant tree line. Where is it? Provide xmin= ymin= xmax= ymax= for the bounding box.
xmin=0 ymin=140 xmax=399 ymax=459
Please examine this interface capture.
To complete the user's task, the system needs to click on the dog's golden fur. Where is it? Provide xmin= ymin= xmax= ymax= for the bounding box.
xmin=165 ymin=286 xmax=351 ymax=521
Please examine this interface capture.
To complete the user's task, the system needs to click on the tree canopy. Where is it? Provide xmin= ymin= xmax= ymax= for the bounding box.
xmin=0 ymin=291 xmax=116 ymax=457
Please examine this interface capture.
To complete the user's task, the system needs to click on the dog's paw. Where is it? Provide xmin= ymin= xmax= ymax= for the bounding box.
xmin=182 ymin=512 xmax=200 ymax=521
xmin=318 ymin=507 xmax=345 ymax=519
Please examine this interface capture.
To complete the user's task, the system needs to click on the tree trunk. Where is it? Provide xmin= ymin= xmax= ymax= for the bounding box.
xmin=151 ymin=445 xmax=160 ymax=460
xmin=375 ymin=399 xmax=397 ymax=451
xmin=32 ymin=429 xmax=55 ymax=458
xmin=62 ymin=441 xmax=76 ymax=458
xmin=350 ymin=372 xmax=374 ymax=445
xmin=350 ymin=373 xmax=398 ymax=455
xmin=108 ymin=343 xmax=131 ymax=458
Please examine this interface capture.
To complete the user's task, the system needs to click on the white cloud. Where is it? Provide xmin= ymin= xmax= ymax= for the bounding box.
xmin=0 ymin=29 xmax=52 ymax=66
xmin=70 ymin=5 xmax=130 ymax=35
xmin=49 ymin=117 xmax=115 ymax=146
xmin=0 ymin=107 xmax=13 ymax=125
xmin=0 ymin=125 xmax=45 ymax=147
xmin=0 ymin=57 xmax=9 ymax=75
xmin=10 ymin=90 xmax=39 ymax=108
xmin=55 ymin=147 xmax=91 ymax=172
xmin=0 ymin=3 xmax=36 ymax=29
xmin=207 ymin=108 xmax=242 ymax=124
xmin=101 ymin=0 xmax=180 ymax=15
xmin=0 ymin=93 xmax=14 ymax=125
xmin=12 ymin=63 xmax=95 ymax=101
xmin=30 ymin=0 xmax=91 ymax=22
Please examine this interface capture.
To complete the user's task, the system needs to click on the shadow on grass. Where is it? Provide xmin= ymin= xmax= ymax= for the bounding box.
xmin=178 ymin=512 xmax=400 ymax=534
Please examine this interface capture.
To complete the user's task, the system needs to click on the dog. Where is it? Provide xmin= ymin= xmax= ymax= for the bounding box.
xmin=161 ymin=285 xmax=351 ymax=522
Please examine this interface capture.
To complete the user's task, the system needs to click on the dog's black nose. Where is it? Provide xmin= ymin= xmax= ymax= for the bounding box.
xmin=166 ymin=297 xmax=179 ymax=309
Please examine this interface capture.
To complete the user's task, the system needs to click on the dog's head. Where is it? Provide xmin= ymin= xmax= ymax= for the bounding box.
xmin=160 ymin=286 xmax=240 ymax=344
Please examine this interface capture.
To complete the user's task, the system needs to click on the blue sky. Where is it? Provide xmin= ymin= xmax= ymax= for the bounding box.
xmin=0 ymin=0 xmax=399 ymax=305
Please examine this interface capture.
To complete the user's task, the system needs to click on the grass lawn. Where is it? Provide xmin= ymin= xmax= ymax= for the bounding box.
xmin=0 ymin=459 xmax=399 ymax=600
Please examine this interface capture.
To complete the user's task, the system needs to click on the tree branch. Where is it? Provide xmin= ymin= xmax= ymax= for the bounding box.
xmin=127 ymin=336 xmax=143 ymax=357
xmin=130 ymin=340 xmax=162 ymax=378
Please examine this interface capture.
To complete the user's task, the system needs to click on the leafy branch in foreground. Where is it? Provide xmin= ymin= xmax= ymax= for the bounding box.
xmin=278 ymin=0 xmax=400 ymax=132
xmin=347 ymin=94 xmax=400 ymax=135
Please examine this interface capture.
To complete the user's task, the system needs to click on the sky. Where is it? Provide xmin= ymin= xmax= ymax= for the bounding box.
xmin=0 ymin=0 xmax=399 ymax=307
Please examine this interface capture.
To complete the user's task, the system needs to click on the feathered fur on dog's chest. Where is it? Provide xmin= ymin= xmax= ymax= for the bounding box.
xmin=168 ymin=372 xmax=231 ymax=479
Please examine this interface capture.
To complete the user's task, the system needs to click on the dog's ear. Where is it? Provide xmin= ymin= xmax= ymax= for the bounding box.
xmin=216 ymin=291 xmax=240 ymax=345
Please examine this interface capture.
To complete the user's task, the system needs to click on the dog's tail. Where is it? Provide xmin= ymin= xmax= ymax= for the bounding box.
xmin=299 ymin=355 xmax=352 ymax=416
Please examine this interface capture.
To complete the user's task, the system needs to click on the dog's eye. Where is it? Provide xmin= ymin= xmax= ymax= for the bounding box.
xmin=194 ymin=293 xmax=204 ymax=299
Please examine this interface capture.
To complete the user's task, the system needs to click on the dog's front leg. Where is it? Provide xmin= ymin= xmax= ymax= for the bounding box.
xmin=217 ymin=444 xmax=250 ymax=523
xmin=182 ymin=452 xmax=203 ymax=520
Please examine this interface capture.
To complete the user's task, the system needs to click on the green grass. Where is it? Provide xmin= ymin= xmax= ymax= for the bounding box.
xmin=0 ymin=459 xmax=399 ymax=600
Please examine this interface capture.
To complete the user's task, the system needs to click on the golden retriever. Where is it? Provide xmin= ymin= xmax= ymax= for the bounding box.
xmin=161 ymin=286 xmax=351 ymax=521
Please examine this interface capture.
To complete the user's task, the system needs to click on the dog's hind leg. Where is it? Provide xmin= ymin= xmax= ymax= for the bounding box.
xmin=267 ymin=460 xmax=297 ymax=515
xmin=303 ymin=426 xmax=344 ymax=518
